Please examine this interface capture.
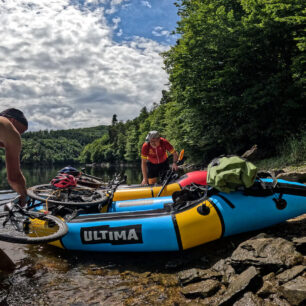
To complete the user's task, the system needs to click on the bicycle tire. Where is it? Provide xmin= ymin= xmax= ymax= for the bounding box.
xmin=77 ymin=175 xmax=104 ymax=188
xmin=27 ymin=184 xmax=108 ymax=207
xmin=0 ymin=210 xmax=68 ymax=244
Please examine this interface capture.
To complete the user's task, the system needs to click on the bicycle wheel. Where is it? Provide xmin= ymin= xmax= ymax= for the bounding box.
xmin=0 ymin=210 xmax=68 ymax=244
xmin=77 ymin=174 xmax=104 ymax=188
xmin=27 ymin=184 xmax=108 ymax=207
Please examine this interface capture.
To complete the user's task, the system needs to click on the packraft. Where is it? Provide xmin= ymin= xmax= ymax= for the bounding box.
xmin=30 ymin=177 xmax=306 ymax=252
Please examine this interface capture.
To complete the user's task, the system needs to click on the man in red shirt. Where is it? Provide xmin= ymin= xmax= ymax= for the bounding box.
xmin=141 ymin=131 xmax=178 ymax=185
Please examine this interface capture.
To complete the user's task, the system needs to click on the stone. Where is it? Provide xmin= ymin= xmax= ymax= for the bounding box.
xmin=218 ymin=266 xmax=261 ymax=305
xmin=178 ymin=268 xmax=222 ymax=286
xmin=181 ymin=279 xmax=221 ymax=299
xmin=264 ymin=294 xmax=292 ymax=306
xmin=211 ymin=259 xmax=236 ymax=284
xmin=276 ymin=265 xmax=306 ymax=284
xmin=279 ymin=276 xmax=306 ymax=305
xmin=257 ymin=279 xmax=278 ymax=297
xmin=233 ymin=292 xmax=264 ymax=306
xmin=231 ymin=236 xmax=304 ymax=272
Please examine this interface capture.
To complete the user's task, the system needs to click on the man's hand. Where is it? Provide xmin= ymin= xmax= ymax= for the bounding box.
xmin=172 ymin=163 xmax=179 ymax=171
xmin=141 ymin=178 xmax=148 ymax=186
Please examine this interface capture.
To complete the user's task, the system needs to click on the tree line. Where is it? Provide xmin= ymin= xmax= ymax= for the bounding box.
xmin=0 ymin=0 xmax=304 ymax=166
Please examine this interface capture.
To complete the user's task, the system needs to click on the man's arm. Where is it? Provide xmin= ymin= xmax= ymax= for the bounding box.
xmin=164 ymin=139 xmax=179 ymax=171
xmin=171 ymin=151 xmax=179 ymax=171
xmin=141 ymin=159 xmax=148 ymax=185
xmin=4 ymin=128 xmax=27 ymax=205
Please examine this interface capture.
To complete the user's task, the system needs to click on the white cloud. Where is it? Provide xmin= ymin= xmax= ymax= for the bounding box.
xmin=152 ymin=26 xmax=170 ymax=37
xmin=141 ymin=1 xmax=152 ymax=9
xmin=105 ymin=0 xmax=128 ymax=14
xmin=0 ymin=0 xmax=169 ymax=131
xmin=112 ymin=16 xmax=121 ymax=29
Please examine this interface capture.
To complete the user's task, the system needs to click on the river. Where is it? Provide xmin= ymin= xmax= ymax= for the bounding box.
xmin=0 ymin=164 xmax=188 ymax=305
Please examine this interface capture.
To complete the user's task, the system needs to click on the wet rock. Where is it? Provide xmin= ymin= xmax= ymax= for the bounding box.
xmin=218 ymin=266 xmax=261 ymax=306
xmin=276 ymin=265 xmax=306 ymax=284
xmin=276 ymin=171 xmax=306 ymax=182
xmin=233 ymin=292 xmax=264 ymax=306
xmin=180 ymin=279 xmax=221 ymax=299
xmin=231 ymin=235 xmax=304 ymax=273
xmin=177 ymin=268 xmax=222 ymax=286
xmin=279 ymin=276 xmax=306 ymax=305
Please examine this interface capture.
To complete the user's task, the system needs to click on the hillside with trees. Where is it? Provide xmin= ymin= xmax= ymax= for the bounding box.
xmin=0 ymin=125 xmax=108 ymax=165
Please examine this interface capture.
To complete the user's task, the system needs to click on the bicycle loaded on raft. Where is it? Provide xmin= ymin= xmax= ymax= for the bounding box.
xmin=0 ymin=156 xmax=306 ymax=252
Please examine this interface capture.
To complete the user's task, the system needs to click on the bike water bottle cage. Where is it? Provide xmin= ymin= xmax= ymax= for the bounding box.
xmin=59 ymin=166 xmax=80 ymax=177
xmin=51 ymin=174 xmax=77 ymax=189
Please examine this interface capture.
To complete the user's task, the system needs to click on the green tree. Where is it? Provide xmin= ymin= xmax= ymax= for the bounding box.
xmin=163 ymin=0 xmax=306 ymax=161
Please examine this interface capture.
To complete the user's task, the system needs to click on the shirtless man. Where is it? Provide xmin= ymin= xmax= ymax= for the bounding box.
xmin=0 ymin=108 xmax=28 ymax=206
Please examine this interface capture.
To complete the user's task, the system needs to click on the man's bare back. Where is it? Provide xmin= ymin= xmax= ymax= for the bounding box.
xmin=0 ymin=109 xmax=28 ymax=206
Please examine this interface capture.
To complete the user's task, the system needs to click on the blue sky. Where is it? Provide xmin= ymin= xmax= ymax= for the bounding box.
xmin=0 ymin=0 xmax=179 ymax=130
xmin=112 ymin=0 xmax=179 ymax=43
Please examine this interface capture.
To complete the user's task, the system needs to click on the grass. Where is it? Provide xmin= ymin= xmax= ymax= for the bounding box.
xmin=255 ymin=131 xmax=306 ymax=172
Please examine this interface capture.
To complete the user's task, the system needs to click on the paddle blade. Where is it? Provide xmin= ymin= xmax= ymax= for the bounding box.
xmin=178 ymin=149 xmax=184 ymax=161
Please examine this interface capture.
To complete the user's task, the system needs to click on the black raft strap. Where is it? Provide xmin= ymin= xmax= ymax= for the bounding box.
xmin=274 ymin=183 xmax=306 ymax=197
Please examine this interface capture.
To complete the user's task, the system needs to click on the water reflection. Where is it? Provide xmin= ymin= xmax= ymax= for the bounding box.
xmin=0 ymin=164 xmax=142 ymax=190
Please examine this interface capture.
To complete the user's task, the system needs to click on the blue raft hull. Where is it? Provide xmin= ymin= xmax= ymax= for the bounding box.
xmin=50 ymin=179 xmax=306 ymax=252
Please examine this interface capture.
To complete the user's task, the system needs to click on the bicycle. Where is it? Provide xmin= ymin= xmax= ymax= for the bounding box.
xmin=0 ymin=198 xmax=68 ymax=244
xmin=27 ymin=184 xmax=108 ymax=207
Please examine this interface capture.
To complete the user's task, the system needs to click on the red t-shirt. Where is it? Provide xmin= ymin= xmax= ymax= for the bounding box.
xmin=141 ymin=138 xmax=175 ymax=164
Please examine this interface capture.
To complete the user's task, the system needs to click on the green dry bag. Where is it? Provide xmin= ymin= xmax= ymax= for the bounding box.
xmin=207 ymin=156 xmax=257 ymax=193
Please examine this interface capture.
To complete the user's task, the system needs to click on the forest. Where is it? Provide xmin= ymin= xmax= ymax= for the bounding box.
xmin=1 ymin=0 xmax=305 ymax=166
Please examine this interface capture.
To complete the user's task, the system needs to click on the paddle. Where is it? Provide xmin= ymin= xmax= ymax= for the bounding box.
xmin=157 ymin=149 xmax=185 ymax=197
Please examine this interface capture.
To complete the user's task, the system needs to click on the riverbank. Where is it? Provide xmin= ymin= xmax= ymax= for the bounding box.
xmin=0 ymin=163 xmax=305 ymax=305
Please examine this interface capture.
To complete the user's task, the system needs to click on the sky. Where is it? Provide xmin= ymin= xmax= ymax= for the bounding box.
xmin=0 ymin=0 xmax=179 ymax=131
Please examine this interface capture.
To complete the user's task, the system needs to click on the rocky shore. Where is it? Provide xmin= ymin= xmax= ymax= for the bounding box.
xmin=174 ymin=164 xmax=306 ymax=305
xmin=175 ymin=214 xmax=306 ymax=305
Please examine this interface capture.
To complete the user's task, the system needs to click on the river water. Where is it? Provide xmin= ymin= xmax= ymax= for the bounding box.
xmin=0 ymin=164 xmax=190 ymax=305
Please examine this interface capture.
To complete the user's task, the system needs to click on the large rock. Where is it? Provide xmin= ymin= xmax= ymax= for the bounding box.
xmin=180 ymin=279 xmax=221 ymax=299
xmin=231 ymin=235 xmax=304 ymax=272
xmin=218 ymin=266 xmax=261 ymax=305
xmin=279 ymin=276 xmax=306 ymax=305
